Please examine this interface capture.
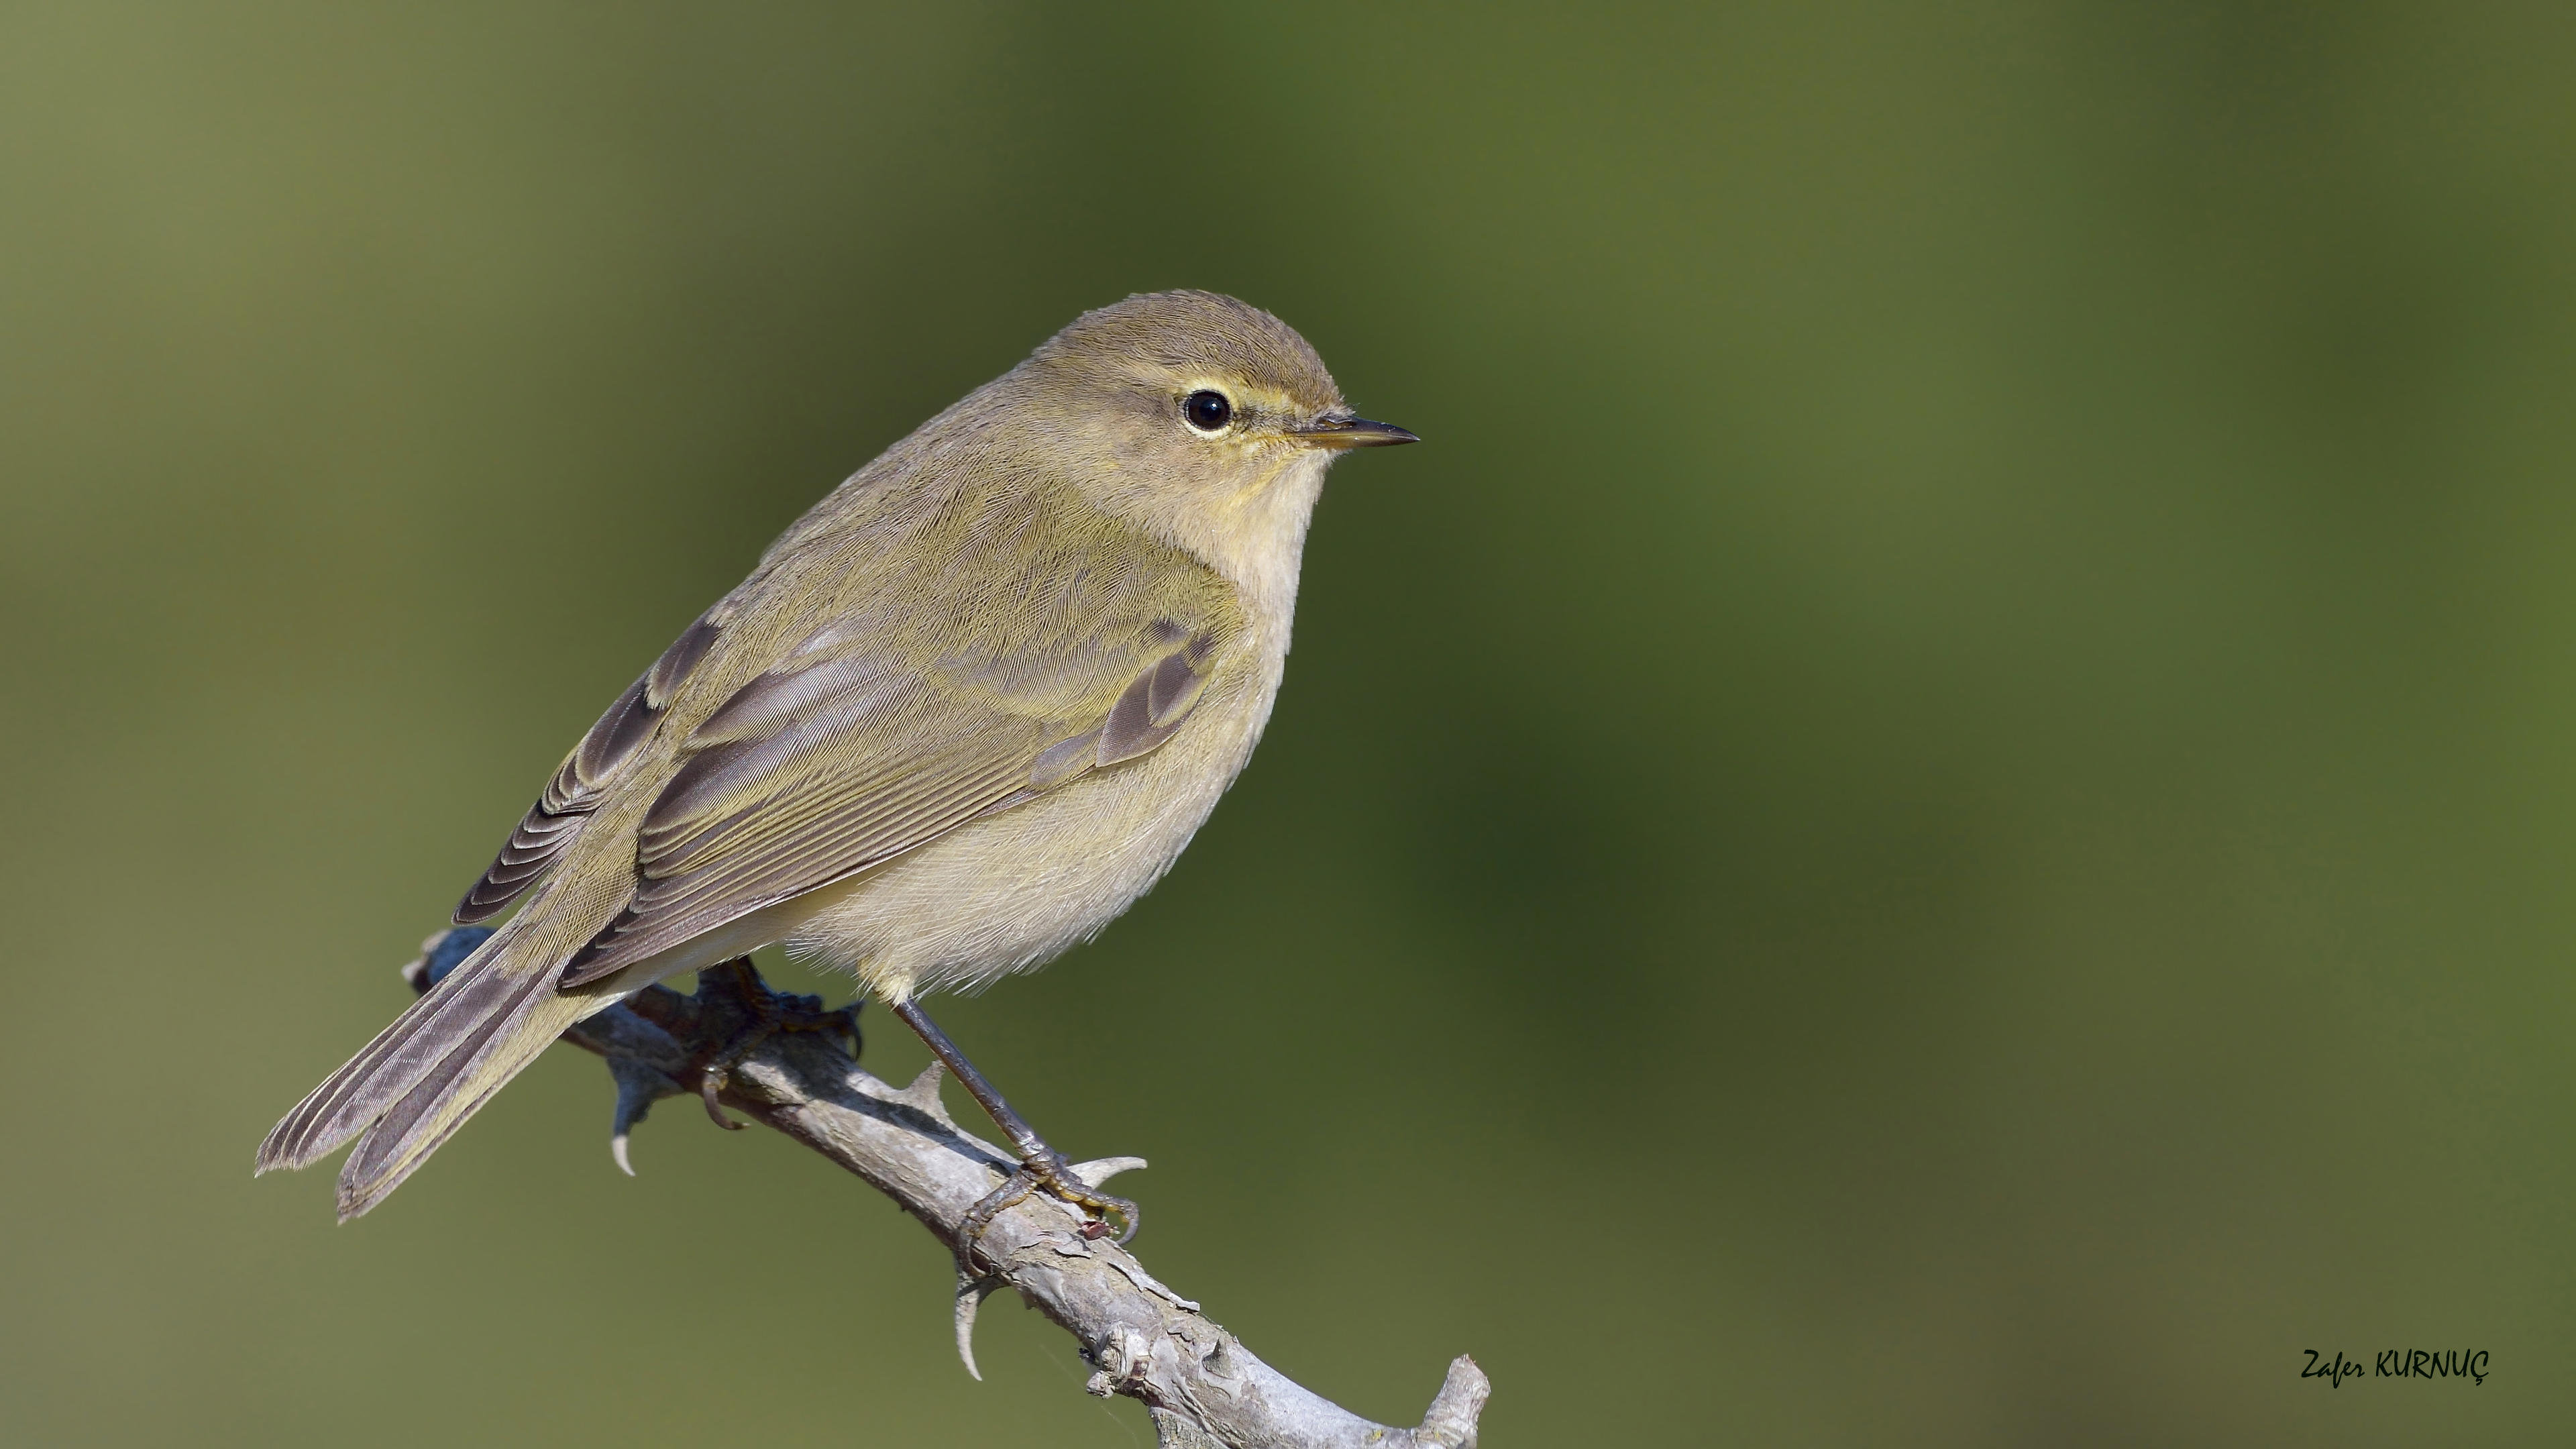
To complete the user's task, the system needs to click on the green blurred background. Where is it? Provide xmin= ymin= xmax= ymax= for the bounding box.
xmin=3 ymin=1 xmax=2572 ymax=1443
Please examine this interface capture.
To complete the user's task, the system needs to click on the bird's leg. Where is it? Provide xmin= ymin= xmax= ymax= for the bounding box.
xmin=890 ymin=998 xmax=1139 ymax=1271
xmin=692 ymin=959 xmax=861 ymax=1129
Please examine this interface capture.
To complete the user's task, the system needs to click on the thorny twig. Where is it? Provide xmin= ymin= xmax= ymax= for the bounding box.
xmin=403 ymin=930 xmax=1489 ymax=1448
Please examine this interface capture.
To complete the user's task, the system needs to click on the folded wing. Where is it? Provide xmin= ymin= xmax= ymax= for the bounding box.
xmin=557 ymin=528 xmax=1235 ymax=987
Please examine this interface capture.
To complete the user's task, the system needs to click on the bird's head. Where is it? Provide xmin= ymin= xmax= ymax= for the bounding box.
xmin=1010 ymin=290 xmax=1415 ymax=604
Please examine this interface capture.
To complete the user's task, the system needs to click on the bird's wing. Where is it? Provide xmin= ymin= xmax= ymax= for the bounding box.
xmin=453 ymin=614 xmax=724 ymax=924
xmin=555 ymin=496 xmax=1240 ymax=987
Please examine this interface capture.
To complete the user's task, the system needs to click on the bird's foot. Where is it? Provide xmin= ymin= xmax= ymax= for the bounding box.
xmin=690 ymin=959 xmax=861 ymax=1130
xmin=957 ymin=1149 xmax=1140 ymax=1274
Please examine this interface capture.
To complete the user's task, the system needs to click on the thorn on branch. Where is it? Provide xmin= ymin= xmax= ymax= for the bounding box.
xmin=891 ymin=1059 xmax=955 ymax=1125
xmin=608 ymin=1058 xmax=676 ymax=1175
xmin=953 ymin=1269 xmax=1006 ymax=1381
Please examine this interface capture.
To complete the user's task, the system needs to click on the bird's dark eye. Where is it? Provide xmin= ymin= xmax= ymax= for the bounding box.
xmin=1183 ymin=390 xmax=1233 ymax=431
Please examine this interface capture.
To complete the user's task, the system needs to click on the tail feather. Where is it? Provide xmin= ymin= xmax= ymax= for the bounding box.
xmin=333 ymin=983 xmax=598 ymax=1220
xmin=258 ymin=912 xmax=623 ymax=1220
xmin=260 ymin=906 xmax=654 ymax=1218
xmin=256 ymin=920 xmax=533 ymax=1174
xmin=258 ymin=918 xmax=541 ymax=1165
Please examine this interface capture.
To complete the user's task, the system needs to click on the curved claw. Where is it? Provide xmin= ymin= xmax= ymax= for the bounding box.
xmin=954 ymin=1155 xmax=1140 ymax=1273
xmin=954 ymin=1169 xmax=1042 ymax=1276
xmin=1086 ymin=1191 xmax=1140 ymax=1245
xmin=700 ymin=1069 xmax=747 ymax=1130
xmin=1045 ymin=1159 xmax=1139 ymax=1244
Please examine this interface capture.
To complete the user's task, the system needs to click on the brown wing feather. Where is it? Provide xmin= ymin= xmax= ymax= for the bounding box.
xmin=453 ymin=612 xmax=727 ymax=924
xmin=555 ymin=545 xmax=1232 ymax=987
xmin=557 ymin=653 xmax=1201 ymax=985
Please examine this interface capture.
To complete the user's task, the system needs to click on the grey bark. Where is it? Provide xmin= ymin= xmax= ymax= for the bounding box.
xmin=539 ymin=961 xmax=1488 ymax=1448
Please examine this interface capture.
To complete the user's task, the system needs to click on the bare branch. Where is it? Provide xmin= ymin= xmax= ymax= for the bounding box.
xmin=460 ymin=947 xmax=1489 ymax=1448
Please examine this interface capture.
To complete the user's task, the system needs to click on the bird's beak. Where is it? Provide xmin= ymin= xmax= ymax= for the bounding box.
xmin=1291 ymin=415 xmax=1420 ymax=449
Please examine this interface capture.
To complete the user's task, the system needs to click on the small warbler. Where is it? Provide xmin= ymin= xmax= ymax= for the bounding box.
xmin=259 ymin=290 xmax=1415 ymax=1238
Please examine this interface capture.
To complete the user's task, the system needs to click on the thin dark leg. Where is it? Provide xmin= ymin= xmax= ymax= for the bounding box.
xmin=892 ymin=998 xmax=1138 ymax=1267
xmin=891 ymin=998 xmax=1051 ymax=1158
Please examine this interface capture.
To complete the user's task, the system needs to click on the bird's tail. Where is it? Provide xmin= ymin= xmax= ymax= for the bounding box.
xmin=257 ymin=918 xmax=605 ymax=1220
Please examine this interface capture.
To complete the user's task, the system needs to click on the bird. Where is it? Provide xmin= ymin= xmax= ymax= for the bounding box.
xmin=258 ymin=289 xmax=1416 ymax=1240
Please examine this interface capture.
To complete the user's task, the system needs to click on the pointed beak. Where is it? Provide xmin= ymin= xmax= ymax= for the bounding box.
xmin=1291 ymin=414 xmax=1420 ymax=449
